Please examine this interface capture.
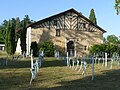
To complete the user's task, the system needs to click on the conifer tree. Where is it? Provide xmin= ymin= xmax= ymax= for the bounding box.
xmin=15 ymin=17 xmax=21 ymax=51
xmin=5 ymin=20 xmax=11 ymax=54
xmin=11 ymin=18 xmax=16 ymax=54
xmin=20 ymin=19 xmax=26 ymax=54
xmin=89 ymin=8 xmax=97 ymax=24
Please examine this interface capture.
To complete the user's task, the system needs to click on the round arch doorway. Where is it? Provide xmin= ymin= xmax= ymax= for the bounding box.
xmin=67 ymin=41 xmax=75 ymax=57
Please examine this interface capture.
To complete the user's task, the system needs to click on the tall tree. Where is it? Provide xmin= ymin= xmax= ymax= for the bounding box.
xmin=11 ymin=18 xmax=16 ymax=54
xmin=15 ymin=17 xmax=21 ymax=51
xmin=20 ymin=19 xmax=26 ymax=54
xmin=5 ymin=20 xmax=11 ymax=54
xmin=24 ymin=15 xmax=31 ymax=26
xmin=107 ymin=35 xmax=119 ymax=44
xmin=0 ymin=25 xmax=5 ymax=43
xmin=115 ymin=0 xmax=120 ymax=14
xmin=20 ymin=15 xmax=33 ymax=54
xmin=89 ymin=8 xmax=97 ymax=24
xmin=0 ymin=20 xmax=8 ymax=43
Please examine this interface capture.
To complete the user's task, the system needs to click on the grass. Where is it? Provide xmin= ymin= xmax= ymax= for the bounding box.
xmin=0 ymin=56 xmax=120 ymax=90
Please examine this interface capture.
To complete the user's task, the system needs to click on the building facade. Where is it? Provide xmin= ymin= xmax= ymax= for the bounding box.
xmin=26 ymin=9 xmax=106 ymax=57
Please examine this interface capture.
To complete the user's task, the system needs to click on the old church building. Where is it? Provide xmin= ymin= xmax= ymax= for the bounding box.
xmin=26 ymin=8 xmax=106 ymax=57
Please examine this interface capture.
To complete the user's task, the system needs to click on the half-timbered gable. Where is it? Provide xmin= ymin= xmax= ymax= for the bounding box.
xmin=26 ymin=8 xmax=106 ymax=57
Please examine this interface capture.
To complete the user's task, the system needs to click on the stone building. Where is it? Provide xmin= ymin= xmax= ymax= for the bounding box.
xmin=26 ymin=8 xmax=106 ymax=57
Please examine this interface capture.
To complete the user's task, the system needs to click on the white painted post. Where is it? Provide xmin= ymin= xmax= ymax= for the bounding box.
xmin=95 ymin=57 xmax=97 ymax=64
xmin=117 ymin=56 xmax=120 ymax=66
xmin=57 ymin=51 xmax=59 ymax=60
xmin=72 ymin=59 xmax=75 ymax=69
xmin=102 ymin=58 xmax=105 ymax=66
xmin=82 ymin=61 xmax=87 ymax=77
xmin=66 ymin=52 xmax=69 ymax=66
xmin=31 ymin=50 xmax=33 ymax=69
xmin=110 ymin=58 xmax=113 ymax=69
xmin=75 ymin=59 xmax=79 ymax=70
xmin=74 ymin=50 xmax=76 ymax=57
xmin=23 ymin=51 xmax=25 ymax=60
xmin=105 ymin=52 xmax=107 ymax=67
xmin=41 ymin=50 xmax=44 ymax=62
xmin=98 ymin=58 xmax=100 ymax=65
xmin=78 ymin=61 xmax=83 ymax=72
xmin=6 ymin=51 xmax=8 ymax=66
xmin=36 ymin=60 xmax=39 ymax=73
xmin=38 ymin=52 xmax=42 ymax=67
xmin=92 ymin=57 xmax=94 ymax=80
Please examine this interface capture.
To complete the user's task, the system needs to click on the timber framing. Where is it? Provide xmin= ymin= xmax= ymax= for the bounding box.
xmin=28 ymin=8 xmax=106 ymax=33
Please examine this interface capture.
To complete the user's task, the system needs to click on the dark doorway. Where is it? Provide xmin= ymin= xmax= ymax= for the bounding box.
xmin=67 ymin=41 xmax=74 ymax=57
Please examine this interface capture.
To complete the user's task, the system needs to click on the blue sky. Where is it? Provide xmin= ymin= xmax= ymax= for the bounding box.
xmin=0 ymin=0 xmax=120 ymax=37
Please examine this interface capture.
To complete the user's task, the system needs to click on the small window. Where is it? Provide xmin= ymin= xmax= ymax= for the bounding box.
xmin=84 ymin=46 xmax=87 ymax=51
xmin=56 ymin=29 xmax=60 ymax=37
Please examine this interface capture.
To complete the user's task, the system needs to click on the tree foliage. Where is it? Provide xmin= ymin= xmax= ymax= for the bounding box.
xmin=90 ymin=44 xmax=120 ymax=57
xmin=0 ymin=15 xmax=33 ymax=54
xmin=20 ymin=15 xmax=33 ymax=54
xmin=39 ymin=41 xmax=54 ymax=57
xmin=89 ymin=8 xmax=97 ymax=24
xmin=115 ymin=0 xmax=120 ymax=14
xmin=11 ymin=18 xmax=16 ymax=54
xmin=107 ymin=35 xmax=119 ymax=44
xmin=5 ymin=20 xmax=11 ymax=54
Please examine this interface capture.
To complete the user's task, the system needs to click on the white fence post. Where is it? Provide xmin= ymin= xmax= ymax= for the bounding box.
xmin=92 ymin=57 xmax=94 ymax=80
xmin=105 ymin=52 xmax=107 ymax=67
xmin=6 ymin=51 xmax=8 ymax=66
xmin=31 ymin=50 xmax=34 ymax=69
xmin=66 ymin=52 xmax=69 ymax=66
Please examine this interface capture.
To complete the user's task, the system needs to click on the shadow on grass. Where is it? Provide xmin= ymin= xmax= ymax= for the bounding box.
xmin=0 ymin=58 xmax=31 ymax=69
xmin=29 ymin=69 xmax=120 ymax=90
xmin=0 ymin=57 xmax=66 ymax=69
xmin=42 ymin=59 xmax=66 ymax=68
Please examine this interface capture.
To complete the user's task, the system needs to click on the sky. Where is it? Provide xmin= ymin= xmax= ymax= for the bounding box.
xmin=0 ymin=0 xmax=120 ymax=37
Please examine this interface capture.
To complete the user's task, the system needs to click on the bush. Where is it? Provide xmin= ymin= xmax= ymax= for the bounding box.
xmin=90 ymin=44 xmax=120 ymax=57
xmin=39 ymin=41 xmax=54 ymax=57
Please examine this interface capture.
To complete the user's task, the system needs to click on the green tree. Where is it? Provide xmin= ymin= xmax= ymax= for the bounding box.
xmin=90 ymin=43 xmax=119 ymax=57
xmin=0 ymin=20 xmax=8 ymax=43
xmin=89 ymin=8 xmax=97 ymax=24
xmin=115 ymin=0 xmax=120 ymax=14
xmin=107 ymin=35 xmax=119 ymax=44
xmin=20 ymin=19 xmax=26 ymax=54
xmin=24 ymin=15 xmax=31 ymax=26
xmin=11 ymin=18 xmax=16 ymax=54
xmin=0 ymin=25 xmax=5 ymax=43
xmin=20 ymin=15 xmax=32 ymax=54
xmin=39 ymin=41 xmax=54 ymax=57
xmin=5 ymin=20 xmax=11 ymax=54
xmin=15 ymin=17 xmax=21 ymax=51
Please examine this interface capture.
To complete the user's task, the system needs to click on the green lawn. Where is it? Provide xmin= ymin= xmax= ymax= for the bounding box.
xmin=0 ymin=57 xmax=120 ymax=90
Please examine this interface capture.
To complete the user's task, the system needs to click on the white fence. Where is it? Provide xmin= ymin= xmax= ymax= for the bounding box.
xmin=30 ymin=50 xmax=44 ymax=85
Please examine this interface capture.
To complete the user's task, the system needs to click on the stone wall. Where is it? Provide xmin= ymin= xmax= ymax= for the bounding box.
xmin=31 ymin=27 xmax=103 ymax=57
